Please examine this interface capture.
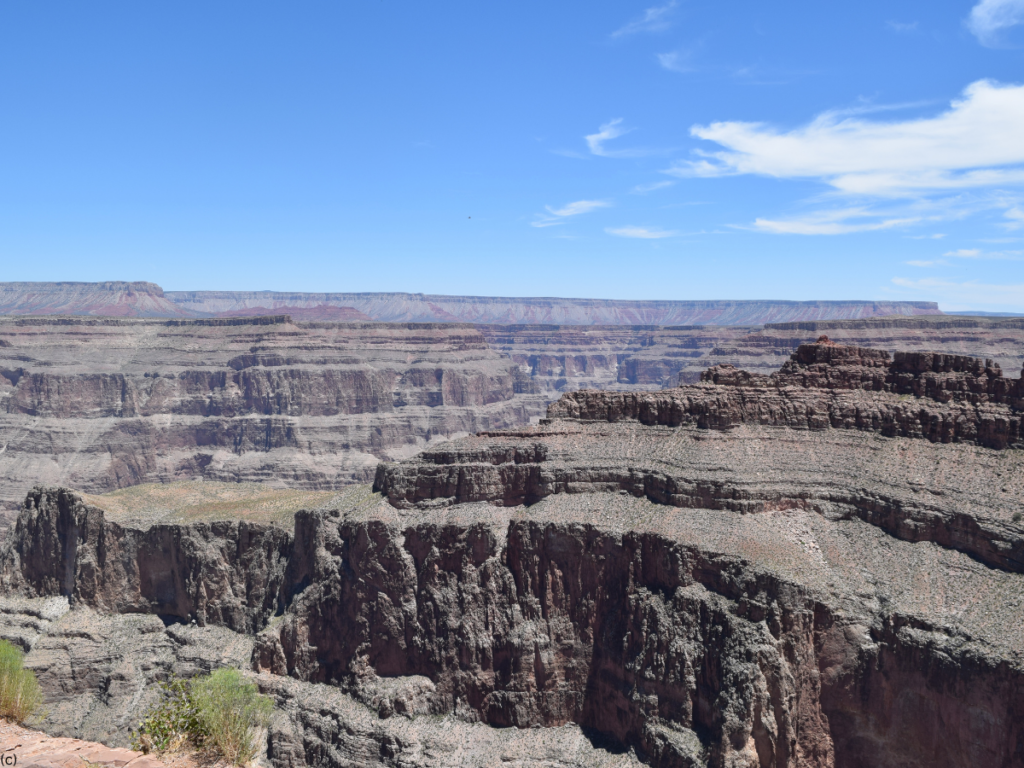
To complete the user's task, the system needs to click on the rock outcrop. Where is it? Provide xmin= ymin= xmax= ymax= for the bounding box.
xmin=0 ymin=720 xmax=167 ymax=768
xmin=0 ymin=341 xmax=1022 ymax=767
xmin=4 ymin=487 xmax=289 ymax=633
xmin=3 ymin=315 xmax=1024 ymax=524
xmin=0 ymin=317 xmax=549 ymax=514
xmin=543 ymin=340 xmax=1024 ymax=449
xmin=0 ymin=282 xmax=194 ymax=318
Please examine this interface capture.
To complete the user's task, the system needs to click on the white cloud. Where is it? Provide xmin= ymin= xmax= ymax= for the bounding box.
xmin=944 ymin=247 xmax=1024 ymax=260
xmin=892 ymin=276 xmax=1024 ymax=309
xmin=967 ymin=0 xmax=1024 ymax=46
xmin=672 ymin=80 xmax=1024 ymax=197
xmin=532 ymin=199 xmax=611 ymax=228
xmin=546 ymin=200 xmax=611 ymax=217
xmin=612 ymin=2 xmax=677 ymax=38
xmin=906 ymin=260 xmax=947 ymax=267
xmin=631 ymin=180 xmax=675 ymax=194
xmin=750 ymin=207 xmax=921 ymax=235
xmin=606 ymin=226 xmax=678 ymax=239
xmin=585 ymin=119 xmax=639 ymax=158
xmin=584 ymin=118 xmax=668 ymax=159
xmin=657 ymin=50 xmax=694 ymax=73
xmin=908 ymin=233 xmax=948 ymax=239
xmin=1006 ymin=206 xmax=1024 ymax=228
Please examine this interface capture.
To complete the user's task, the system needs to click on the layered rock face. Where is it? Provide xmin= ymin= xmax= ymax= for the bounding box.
xmin=0 ymin=282 xmax=941 ymax=324
xmin=164 ymin=293 xmax=942 ymax=325
xmin=0 ymin=316 xmax=548 ymax=512
xmin=0 ymin=282 xmax=194 ymax=318
xmin=476 ymin=316 xmax=1024 ymax=391
xmin=1 ymin=341 xmax=1022 ymax=767
xmin=543 ymin=340 xmax=1024 ymax=449
xmin=3 ymin=315 xmax=1023 ymax=523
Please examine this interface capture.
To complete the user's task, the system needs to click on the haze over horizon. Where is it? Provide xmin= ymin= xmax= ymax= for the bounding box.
xmin=1 ymin=1 xmax=1023 ymax=311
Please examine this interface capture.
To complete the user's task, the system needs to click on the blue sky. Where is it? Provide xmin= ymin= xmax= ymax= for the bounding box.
xmin=2 ymin=1 xmax=1024 ymax=310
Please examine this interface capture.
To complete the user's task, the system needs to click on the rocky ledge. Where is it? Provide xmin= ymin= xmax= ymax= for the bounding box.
xmin=545 ymin=337 xmax=1024 ymax=448
xmin=0 ymin=340 xmax=1022 ymax=768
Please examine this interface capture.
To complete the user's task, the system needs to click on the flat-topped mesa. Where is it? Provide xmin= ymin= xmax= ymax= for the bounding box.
xmin=547 ymin=339 xmax=1024 ymax=448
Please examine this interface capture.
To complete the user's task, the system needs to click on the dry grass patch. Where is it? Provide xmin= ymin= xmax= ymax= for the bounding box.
xmin=81 ymin=481 xmax=338 ymax=528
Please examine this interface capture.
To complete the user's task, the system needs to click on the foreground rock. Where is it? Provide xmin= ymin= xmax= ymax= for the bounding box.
xmin=0 ymin=340 xmax=1022 ymax=767
xmin=0 ymin=720 xmax=164 ymax=768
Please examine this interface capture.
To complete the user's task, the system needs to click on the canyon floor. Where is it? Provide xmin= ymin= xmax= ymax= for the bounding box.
xmin=0 ymin=339 xmax=1020 ymax=767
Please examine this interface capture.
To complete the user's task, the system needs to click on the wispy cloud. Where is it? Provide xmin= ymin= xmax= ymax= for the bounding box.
xmin=906 ymin=259 xmax=947 ymax=267
xmin=606 ymin=226 xmax=679 ymax=239
xmin=967 ymin=0 xmax=1024 ymax=46
xmin=631 ymin=180 xmax=675 ymax=194
xmin=586 ymin=119 xmax=632 ymax=156
xmin=612 ymin=1 xmax=677 ymax=38
xmin=908 ymin=233 xmax=948 ymax=239
xmin=1006 ymin=206 xmax=1024 ymax=228
xmin=532 ymin=199 xmax=611 ymax=228
xmin=547 ymin=200 xmax=611 ymax=217
xmin=585 ymin=118 xmax=670 ymax=159
xmin=657 ymin=50 xmax=695 ymax=73
xmin=751 ymin=207 xmax=921 ymax=235
xmin=671 ymin=80 xmax=1024 ymax=197
xmin=945 ymin=247 xmax=1024 ymax=259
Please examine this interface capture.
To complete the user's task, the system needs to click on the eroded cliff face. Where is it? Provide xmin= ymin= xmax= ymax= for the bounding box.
xmin=3 ymin=487 xmax=289 ymax=633
xmin=3 ymin=315 xmax=1024 ymax=521
xmin=0 ymin=317 xmax=547 ymax=513
xmin=543 ymin=341 xmax=1024 ymax=449
xmin=1 ymin=340 xmax=1023 ymax=768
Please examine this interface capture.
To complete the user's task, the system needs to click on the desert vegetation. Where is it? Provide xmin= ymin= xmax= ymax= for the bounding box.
xmin=132 ymin=669 xmax=272 ymax=766
xmin=0 ymin=639 xmax=41 ymax=723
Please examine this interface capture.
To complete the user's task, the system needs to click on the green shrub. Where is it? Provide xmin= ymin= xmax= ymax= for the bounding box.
xmin=0 ymin=639 xmax=42 ymax=723
xmin=132 ymin=670 xmax=272 ymax=766
xmin=192 ymin=669 xmax=273 ymax=766
xmin=130 ymin=678 xmax=208 ymax=754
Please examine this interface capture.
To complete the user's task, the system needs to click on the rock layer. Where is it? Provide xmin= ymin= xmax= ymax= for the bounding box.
xmin=3 ymin=315 xmax=1024 ymax=522
xmin=0 ymin=283 xmax=940 ymax=325
xmin=0 ymin=317 xmax=548 ymax=513
xmin=1 ymin=341 xmax=1023 ymax=767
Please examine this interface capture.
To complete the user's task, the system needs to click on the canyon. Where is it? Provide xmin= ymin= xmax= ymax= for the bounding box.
xmin=0 ymin=339 xmax=1020 ymax=767
xmin=1 ymin=313 xmax=1022 ymax=523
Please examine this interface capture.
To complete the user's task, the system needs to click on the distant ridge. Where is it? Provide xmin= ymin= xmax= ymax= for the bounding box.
xmin=0 ymin=282 xmax=942 ymax=325
xmin=0 ymin=281 xmax=195 ymax=318
xmin=169 ymin=291 xmax=940 ymax=325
